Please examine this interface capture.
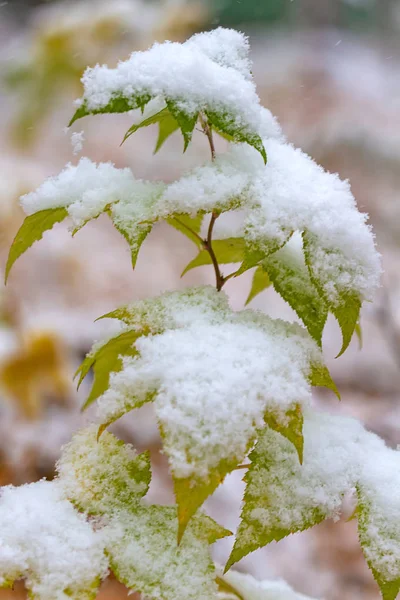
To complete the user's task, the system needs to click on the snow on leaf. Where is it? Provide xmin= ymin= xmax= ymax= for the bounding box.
xmin=226 ymin=408 xmax=400 ymax=586
xmin=95 ymin=287 xmax=325 ymax=533
xmin=0 ymin=480 xmax=107 ymax=600
xmin=356 ymin=452 xmax=400 ymax=600
xmin=72 ymin=29 xmax=271 ymax=156
xmin=181 ymin=238 xmax=245 ymax=276
xmin=111 ymin=218 xmax=153 ymax=270
xmin=56 ymin=423 xmax=230 ymax=600
xmin=262 ymin=234 xmax=328 ymax=346
xmin=18 ymin=158 xmax=166 ymax=272
xmin=205 ymin=110 xmax=266 ymax=163
xmin=5 ymin=207 xmax=68 ymax=282
xmin=302 ymin=230 xmax=361 ymax=356
xmin=245 ymin=265 xmax=271 ymax=305
xmin=219 ymin=569 xmax=319 ymax=600
xmin=226 ymin=411 xmax=359 ymax=571
xmin=106 ymin=505 xmax=230 ymax=600
xmin=243 ymin=138 xmax=380 ymax=325
xmin=57 ymin=426 xmax=151 ymax=514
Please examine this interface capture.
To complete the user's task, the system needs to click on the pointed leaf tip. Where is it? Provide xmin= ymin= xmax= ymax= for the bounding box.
xmin=5 ymin=207 xmax=69 ymax=283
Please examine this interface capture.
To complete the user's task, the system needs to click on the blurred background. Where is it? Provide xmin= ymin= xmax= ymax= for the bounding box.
xmin=1 ymin=0 xmax=400 ymax=598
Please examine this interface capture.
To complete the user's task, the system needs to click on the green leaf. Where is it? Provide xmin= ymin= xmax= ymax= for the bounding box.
xmin=226 ymin=414 xmax=345 ymax=571
xmin=57 ymin=426 xmax=151 ymax=515
xmin=166 ymin=100 xmax=198 ymax=152
xmin=121 ymin=107 xmax=179 ymax=149
xmin=206 ymin=110 xmax=267 ymax=164
xmin=302 ymin=230 xmax=361 ymax=357
xmin=357 ymin=486 xmax=400 ymax=600
xmin=57 ymin=422 xmax=230 ymax=600
xmin=112 ymin=219 xmax=153 ymax=269
xmin=173 ymin=454 xmax=247 ymax=544
xmin=107 ymin=505 xmax=230 ymax=600
xmin=264 ymin=403 xmax=304 ymax=464
xmin=79 ymin=329 xmax=145 ymax=411
xmin=355 ymin=322 xmax=363 ymax=349
xmin=309 ymin=362 xmax=341 ymax=400
xmin=155 ymin=112 xmax=180 ymax=153
xmin=236 ymin=248 xmax=265 ymax=276
xmin=167 ymin=214 xmax=204 ymax=247
xmin=181 ymin=238 xmax=245 ymax=276
xmin=262 ymin=239 xmax=328 ymax=346
xmin=245 ymin=265 xmax=271 ymax=305
xmin=69 ymin=93 xmax=151 ymax=126
xmin=5 ymin=207 xmax=68 ymax=282
xmin=333 ymin=293 xmax=361 ymax=358
xmin=238 ymin=234 xmax=294 ymax=277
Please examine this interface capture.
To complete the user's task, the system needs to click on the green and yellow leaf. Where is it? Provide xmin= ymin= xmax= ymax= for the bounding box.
xmin=78 ymin=329 xmax=145 ymax=411
xmin=181 ymin=238 xmax=245 ymax=276
xmin=5 ymin=207 xmax=68 ymax=282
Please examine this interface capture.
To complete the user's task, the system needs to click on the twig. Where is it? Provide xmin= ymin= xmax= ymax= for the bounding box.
xmin=203 ymin=211 xmax=224 ymax=291
xmin=200 ymin=113 xmax=216 ymax=161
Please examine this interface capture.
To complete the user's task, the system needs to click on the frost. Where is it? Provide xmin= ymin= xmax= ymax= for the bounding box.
xmin=96 ymin=287 xmax=321 ymax=480
xmin=0 ymin=480 xmax=107 ymax=599
xmin=219 ymin=570 xmax=318 ymax=600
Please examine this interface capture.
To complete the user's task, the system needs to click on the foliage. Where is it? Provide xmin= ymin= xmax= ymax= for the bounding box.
xmin=1 ymin=26 xmax=389 ymax=600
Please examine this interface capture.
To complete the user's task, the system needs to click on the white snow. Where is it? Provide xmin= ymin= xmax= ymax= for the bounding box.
xmin=20 ymin=158 xmax=164 ymax=231
xmin=77 ymin=28 xmax=281 ymax=140
xmin=96 ymin=287 xmax=321 ymax=479
xmin=70 ymin=130 xmax=85 ymax=155
xmin=20 ymin=133 xmax=380 ymax=307
xmin=57 ymin=425 xmax=150 ymax=515
xmin=220 ymin=569 xmax=318 ymax=600
xmin=241 ymin=408 xmax=400 ymax=583
xmin=0 ymin=480 xmax=108 ymax=599
xmin=243 ymin=139 xmax=381 ymax=305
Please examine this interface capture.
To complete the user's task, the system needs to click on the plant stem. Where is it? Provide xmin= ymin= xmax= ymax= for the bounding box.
xmin=199 ymin=114 xmax=228 ymax=291
xmin=203 ymin=211 xmax=224 ymax=291
xmin=200 ymin=114 xmax=216 ymax=161
xmin=234 ymin=464 xmax=249 ymax=470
